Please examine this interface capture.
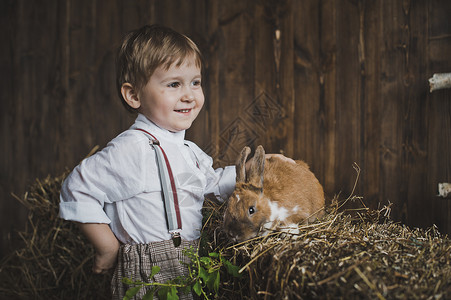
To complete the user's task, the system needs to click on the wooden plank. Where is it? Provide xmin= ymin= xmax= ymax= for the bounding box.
xmin=274 ymin=0 xmax=294 ymax=157
xmin=377 ymin=0 xmax=430 ymax=230
xmin=293 ymin=0 xmax=337 ymax=199
xmin=190 ymin=1 xmax=222 ymax=164
xmin=0 ymin=0 xmax=22 ymax=258
xmin=401 ymin=1 xmax=430 ymax=230
xmin=64 ymin=0 xmax=102 ymax=166
xmin=214 ymin=0 xmax=254 ymax=165
xmin=0 ymin=0 xmax=70 ymax=257
xmin=378 ymin=1 xmax=406 ymax=224
xmin=293 ymin=1 xmax=322 ymax=168
xmin=427 ymin=0 xmax=451 ymax=235
xmin=428 ymin=90 xmax=451 ymax=234
xmin=334 ymin=0 xmax=362 ymax=198
xmin=360 ymin=0 xmax=381 ymax=209
xmin=252 ymin=0 xmax=294 ymax=156
xmin=320 ymin=0 xmax=338 ymax=199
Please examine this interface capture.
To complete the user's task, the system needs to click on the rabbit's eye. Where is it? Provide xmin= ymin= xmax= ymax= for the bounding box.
xmin=248 ymin=206 xmax=256 ymax=215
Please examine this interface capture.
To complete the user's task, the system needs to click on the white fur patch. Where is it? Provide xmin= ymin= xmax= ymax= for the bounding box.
xmin=268 ymin=201 xmax=289 ymax=222
xmin=235 ymin=195 xmax=241 ymax=202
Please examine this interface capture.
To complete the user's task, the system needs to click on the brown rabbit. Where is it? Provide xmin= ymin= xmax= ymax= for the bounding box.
xmin=223 ymin=145 xmax=325 ymax=242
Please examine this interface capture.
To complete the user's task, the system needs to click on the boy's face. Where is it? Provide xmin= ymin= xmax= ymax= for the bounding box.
xmin=138 ymin=56 xmax=204 ymax=132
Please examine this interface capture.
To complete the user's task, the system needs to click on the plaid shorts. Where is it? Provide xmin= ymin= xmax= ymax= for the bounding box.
xmin=111 ymin=239 xmax=199 ymax=300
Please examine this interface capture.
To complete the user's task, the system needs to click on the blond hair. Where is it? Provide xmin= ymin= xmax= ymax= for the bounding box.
xmin=116 ymin=24 xmax=202 ymax=112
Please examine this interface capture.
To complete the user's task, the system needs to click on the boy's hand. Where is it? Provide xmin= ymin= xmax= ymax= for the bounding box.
xmin=246 ymin=153 xmax=296 ymax=171
xmin=265 ymin=153 xmax=296 ymax=164
xmin=93 ymin=246 xmax=119 ymax=274
xmin=77 ymin=222 xmax=120 ymax=274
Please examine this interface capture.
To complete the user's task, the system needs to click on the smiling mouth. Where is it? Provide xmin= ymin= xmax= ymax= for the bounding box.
xmin=175 ymin=109 xmax=192 ymax=113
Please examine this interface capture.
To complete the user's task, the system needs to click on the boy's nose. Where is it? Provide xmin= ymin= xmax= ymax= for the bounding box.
xmin=183 ymin=94 xmax=194 ymax=101
xmin=182 ymin=87 xmax=195 ymax=101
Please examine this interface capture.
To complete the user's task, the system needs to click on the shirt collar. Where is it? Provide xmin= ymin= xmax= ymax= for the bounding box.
xmin=132 ymin=114 xmax=186 ymax=145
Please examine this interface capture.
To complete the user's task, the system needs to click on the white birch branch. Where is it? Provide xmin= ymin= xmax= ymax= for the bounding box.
xmin=429 ymin=73 xmax=451 ymax=92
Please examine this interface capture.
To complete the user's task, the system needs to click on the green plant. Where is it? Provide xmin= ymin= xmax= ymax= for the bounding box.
xmin=122 ymin=248 xmax=241 ymax=300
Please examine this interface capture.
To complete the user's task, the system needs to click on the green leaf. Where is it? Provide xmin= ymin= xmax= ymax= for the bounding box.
xmin=213 ymin=271 xmax=220 ymax=293
xmin=224 ymin=259 xmax=242 ymax=278
xmin=150 ymin=265 xmax=161 ymax=279
xmin=124 ymin=286 xmax=142 ymax=299
xmin=193 ymin=281 xmax=202 ymax=296
xmin=200 ymin=256 xmax=211 ymax=267
xmin=206 ymin=270 xmax=219 ymax=292
xmin=167 ymin=286 xmax=179 ymax=300
xmin=199 ymin=266 xmax=209 ymax=282
xmin=142 ymin=289 xmax=155 ymax=300
xmin=208 ymin=252 xmax=219 ymax=258
xmin=158 ymin=286 xmax=169 ymax=300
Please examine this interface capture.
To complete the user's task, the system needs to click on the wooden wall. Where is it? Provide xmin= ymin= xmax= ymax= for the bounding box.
xmin=1 ymin=0 xmax=450 ymax=257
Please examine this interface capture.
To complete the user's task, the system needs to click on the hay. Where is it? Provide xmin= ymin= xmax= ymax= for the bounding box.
xmin=1 ymin=167 xmax=450 ymax=300
xmin=202 ymin=196 xmax=451 ymax=300
xmin=0 ymin=172 xmax=111 ymax=299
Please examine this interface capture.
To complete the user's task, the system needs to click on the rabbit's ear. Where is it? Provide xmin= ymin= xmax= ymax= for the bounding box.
xmin=248 ymin=145 xmax=265 ymax=189
xmin=236 ymin=146 xmax=251 ymax=183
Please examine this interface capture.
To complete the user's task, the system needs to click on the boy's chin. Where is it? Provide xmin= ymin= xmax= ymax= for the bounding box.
xmin=166 ymin=123 xmax=193 ymax=133
xmin=145 ymin=116 xmax=193 ymax=132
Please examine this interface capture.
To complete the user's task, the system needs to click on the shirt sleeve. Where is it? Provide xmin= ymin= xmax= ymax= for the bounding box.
xmin=185 ymin=141 xmax=236 ymax=202
xmin=210 ymin=165 xmax=236 ymax=202
xmin=59 ymin=132 xmax=159 ymax=223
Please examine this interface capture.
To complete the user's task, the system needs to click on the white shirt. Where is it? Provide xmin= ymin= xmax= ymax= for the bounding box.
xmin=59 ymin=114 xmax=236 ymax=244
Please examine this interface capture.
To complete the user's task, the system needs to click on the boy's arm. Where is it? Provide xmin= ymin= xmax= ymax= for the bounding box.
xmin=77 ymin=223 xmax=120 ymax=274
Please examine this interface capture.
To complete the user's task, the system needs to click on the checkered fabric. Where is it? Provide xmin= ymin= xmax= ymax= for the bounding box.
xmin=112 ymin=239 xmax=199 ymax=300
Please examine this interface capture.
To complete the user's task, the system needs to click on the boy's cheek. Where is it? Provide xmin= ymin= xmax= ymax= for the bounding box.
xmin=197 ymin=93 xmax=205 ymax=106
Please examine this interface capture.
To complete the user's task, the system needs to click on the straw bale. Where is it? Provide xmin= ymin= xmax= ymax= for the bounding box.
xmin=1 ymin=168 xmax=450 ymax=300
xmin=0 ymin=172 xmax=111 ymax=299
xmin=202 ymin=196 xmax=451 ymax=300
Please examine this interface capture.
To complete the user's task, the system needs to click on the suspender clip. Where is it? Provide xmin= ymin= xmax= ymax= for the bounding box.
xmin=171 ymin=231 xmax=181 ymax=247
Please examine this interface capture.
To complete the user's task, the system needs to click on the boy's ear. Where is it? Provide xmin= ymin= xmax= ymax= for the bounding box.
xmin=121 ymin=83 xmax=141 ymax=109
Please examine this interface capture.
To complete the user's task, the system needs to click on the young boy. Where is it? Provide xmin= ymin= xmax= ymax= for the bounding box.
xmin=59 ymin=24 xmax=236 ymax=299
xmin=60 ymin=24 xmax=293 ymax=299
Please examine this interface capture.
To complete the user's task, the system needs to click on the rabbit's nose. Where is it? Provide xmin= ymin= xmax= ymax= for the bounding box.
xmin=223 ymin=228 xmax=238 ymax=242
xmin=228 ymin=234 xmax=238 ymax=243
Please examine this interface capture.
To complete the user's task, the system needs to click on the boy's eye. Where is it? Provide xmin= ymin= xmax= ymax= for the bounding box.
xmin=168 ymin=82 xmax=180 ymax=88
xmin=192 ymin=80 xmax=201 ymax=86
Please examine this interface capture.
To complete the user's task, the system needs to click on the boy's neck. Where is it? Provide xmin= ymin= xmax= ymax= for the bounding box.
xmin=136 ymin=113 xmax=186 ymax=142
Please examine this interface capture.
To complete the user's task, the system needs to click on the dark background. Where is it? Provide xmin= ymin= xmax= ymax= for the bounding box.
xmin=1 ymin=0 xmax=451 ymax=258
